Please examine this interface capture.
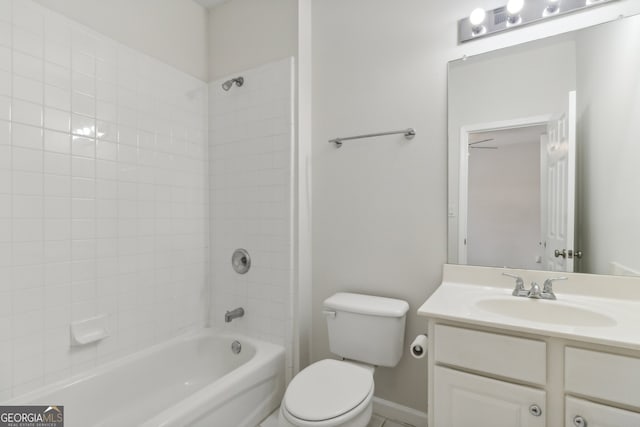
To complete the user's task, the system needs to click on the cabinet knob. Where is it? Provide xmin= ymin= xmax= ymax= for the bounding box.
xmin=573 ymin=415 xmax=587 ymax=427
xmin=529 ymin=404 xmax=542 ymax=417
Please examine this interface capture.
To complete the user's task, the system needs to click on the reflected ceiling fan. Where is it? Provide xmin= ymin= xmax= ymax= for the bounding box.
xmin=468 ymin=138 xmax=498 ymax=149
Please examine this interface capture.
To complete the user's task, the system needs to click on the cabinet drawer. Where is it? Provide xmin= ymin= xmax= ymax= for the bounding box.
xmin=435 ymin=324 xmax=546 ymax=385
xmin=565 ymin=347 xmax=640 ymax=408
xmin=566 ymin=396 xmax=640 ymax=427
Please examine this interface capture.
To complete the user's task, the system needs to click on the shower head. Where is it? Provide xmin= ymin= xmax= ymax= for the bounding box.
xmin=222 ymin=76 xmax=244 ymax=91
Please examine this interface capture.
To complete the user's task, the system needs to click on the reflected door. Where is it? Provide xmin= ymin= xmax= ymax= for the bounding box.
xmin=541 ymin=91 xmax=576 ymax=272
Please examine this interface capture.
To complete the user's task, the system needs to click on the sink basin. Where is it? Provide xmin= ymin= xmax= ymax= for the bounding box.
xmin=475 ymin=298 xmax=617 ymax=327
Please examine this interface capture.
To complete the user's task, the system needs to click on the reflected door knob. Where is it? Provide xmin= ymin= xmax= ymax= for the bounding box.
xmin=554 ymin=249 xmax=567 ymax=258
xmin=555 ymin=249 xmax=584 ymax=259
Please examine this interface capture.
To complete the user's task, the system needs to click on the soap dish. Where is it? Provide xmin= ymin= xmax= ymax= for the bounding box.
xmin=70 ymin=315 xmax=110 ymax=346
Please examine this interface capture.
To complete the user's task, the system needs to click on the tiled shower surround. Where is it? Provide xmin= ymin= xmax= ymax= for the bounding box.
xmin=209 ymin=58 xmax=295 ymax=378
xmin=0 ymin=1 xmax=208 ymax=399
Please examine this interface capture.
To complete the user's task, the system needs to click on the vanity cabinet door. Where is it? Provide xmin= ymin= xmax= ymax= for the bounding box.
xmin=434 ymin=366 xmax=546 ymax=427
xmin=565 ymin=397 xmax=640 ymax=427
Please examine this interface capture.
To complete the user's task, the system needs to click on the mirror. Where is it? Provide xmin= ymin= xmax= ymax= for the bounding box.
xmin=448 ymin=13 xmax=640 ymax=276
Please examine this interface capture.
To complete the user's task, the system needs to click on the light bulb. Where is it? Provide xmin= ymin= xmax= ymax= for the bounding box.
xmin=544 ymin=0 xmax=560 ymax=15
xmin=506 ymin=0 xmax=524 ymax=25
xmin=469 ymin=8 xmax=486 ymax=26
xmin=507 ymin=0 xmax=525 ymax=15
xmin=469 ymin=8 xmax=487 ymax=36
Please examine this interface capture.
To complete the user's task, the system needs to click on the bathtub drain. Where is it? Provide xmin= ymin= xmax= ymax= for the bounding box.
xmin=231 ymin=340 xmax=242 ymax=354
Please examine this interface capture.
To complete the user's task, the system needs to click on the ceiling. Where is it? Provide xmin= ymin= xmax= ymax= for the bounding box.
xmin=469 ymin=125 xmax=547 ymax=148
xmin=193 ymin=0 xmax=231 ymax=9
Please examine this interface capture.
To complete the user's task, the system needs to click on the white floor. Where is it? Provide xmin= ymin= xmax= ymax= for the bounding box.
xmin=259 ymin=410 xmax=412 ymax=427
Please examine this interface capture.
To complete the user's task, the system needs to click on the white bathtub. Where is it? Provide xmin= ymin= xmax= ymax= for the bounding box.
xmin=6 ymin=330 xmax=285 ymax=427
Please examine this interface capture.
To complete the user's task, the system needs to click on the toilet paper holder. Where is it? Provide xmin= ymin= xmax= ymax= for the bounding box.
xmin=410 ymin=334 xmax=429 ymax=359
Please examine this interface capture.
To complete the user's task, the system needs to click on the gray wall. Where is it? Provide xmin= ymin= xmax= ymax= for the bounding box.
xmin=311 ymin=0 xmax=449 ymax=411
xmin=207 ymin=0 xmax=298 ymax=81
xmin=576 ymin=15 xmax=640 ymax=275
xmin=309 ymin=0 xmax=639 ymax=413
xmin=34 ymin=0 xmax=209 ymax=80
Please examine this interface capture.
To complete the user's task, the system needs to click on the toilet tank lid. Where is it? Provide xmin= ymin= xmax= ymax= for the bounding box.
xmin=324 ymin=292 xmax=410 ymax=317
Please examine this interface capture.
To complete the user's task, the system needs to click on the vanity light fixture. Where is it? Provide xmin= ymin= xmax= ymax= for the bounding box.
xmin=458 ymin=0 xmax=618 ymax=43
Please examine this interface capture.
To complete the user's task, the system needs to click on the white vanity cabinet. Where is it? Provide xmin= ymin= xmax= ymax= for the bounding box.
xmin=427 ymin=322 xmax=640 ymax=427
xmin=418 ymin=265 xmax=640 ymax=427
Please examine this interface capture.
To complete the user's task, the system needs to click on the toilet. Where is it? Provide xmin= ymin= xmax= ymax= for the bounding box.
xmin=279 ymin=292 xmax=410 ymax=427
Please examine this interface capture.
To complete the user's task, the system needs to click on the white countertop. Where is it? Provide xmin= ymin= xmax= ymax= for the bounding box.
xmin=418 ymin=265 xmax=640 ymax=351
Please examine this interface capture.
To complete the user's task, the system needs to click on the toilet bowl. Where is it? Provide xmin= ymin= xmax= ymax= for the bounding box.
xmin=279 ymin=360 xmax=374 ymax=427
xmin=278 ymin=293 xmax=409 ymax=427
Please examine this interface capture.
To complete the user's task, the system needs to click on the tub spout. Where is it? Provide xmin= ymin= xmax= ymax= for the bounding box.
xmin=225 ymin=307 xmax=245 ymax=323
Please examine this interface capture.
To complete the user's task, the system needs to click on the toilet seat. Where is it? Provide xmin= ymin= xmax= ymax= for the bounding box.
xmin=283 ymin=359 xmax=374 ymax=424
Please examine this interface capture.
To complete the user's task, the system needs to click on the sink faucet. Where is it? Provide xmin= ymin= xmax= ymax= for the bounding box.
xmin=502 ymin=273 xmax=568 ymax=300
xmin=225 ymin=307 xmax=245 ymax=323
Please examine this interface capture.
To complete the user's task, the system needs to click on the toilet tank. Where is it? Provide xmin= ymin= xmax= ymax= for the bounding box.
xmin=323 ymin=292 xmax=410 ymax=367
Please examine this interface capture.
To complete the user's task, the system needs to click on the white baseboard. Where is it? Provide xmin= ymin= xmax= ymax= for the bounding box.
xmin=372 ymin=397 xmax=428 ymax=427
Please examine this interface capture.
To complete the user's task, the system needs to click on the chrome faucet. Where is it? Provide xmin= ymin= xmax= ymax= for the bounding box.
xmin=225 ymin=307 xmax=245 ymax=323
xmin=502 ymin=273 xmax=568 ymax=300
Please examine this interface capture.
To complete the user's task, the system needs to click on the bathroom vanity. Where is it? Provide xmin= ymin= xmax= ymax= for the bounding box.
xmin=418 ymin=264 xmax=640 ymax=427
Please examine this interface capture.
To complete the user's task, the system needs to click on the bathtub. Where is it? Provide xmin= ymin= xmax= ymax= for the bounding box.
xmin=6 ymin=329 xmax=285 ymax=427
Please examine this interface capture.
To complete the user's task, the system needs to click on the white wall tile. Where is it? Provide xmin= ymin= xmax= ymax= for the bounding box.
xmin=0 ymin=71 xmax=8 ymax=98
xmin=0 ymin=96 xmax=9 ymax=121
xmin=0 ymin=22 xmax=5 ymax=42
xmin=13 ymin=51 xmax=42 ymax=81
xmin=44 ymin=42 xmax=70 ymax=69
xmin=45 ymin=85 xmax=71 ymax=111
xmin=12 ymin=171 xmax=42 ymax=195
xmin=12 ymin=148 xmax=43 ymax=172
xmin=13 ymin=1 xmax=43 ymax=35
xmin=1 ymin=0 xmax=208 ymax=399
xmin=43 ymin=174 xmax=70 ymax=196
xmin=71 ymin=92 xmax=95 ymax=117
xmin=45 ymin=62 xmax=70 ymax=89
xmin=0 ymin=47 xmax=10 ymax=72
xmin=209 ymin=58 xmax=294 ymax=373
xmin=13 ymin=75 xmax=43 ymax=104
xmin=13 ymin=26 xmax=43 ymax=58
xmin=12 ymin=99 xmax=43 ymax=127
